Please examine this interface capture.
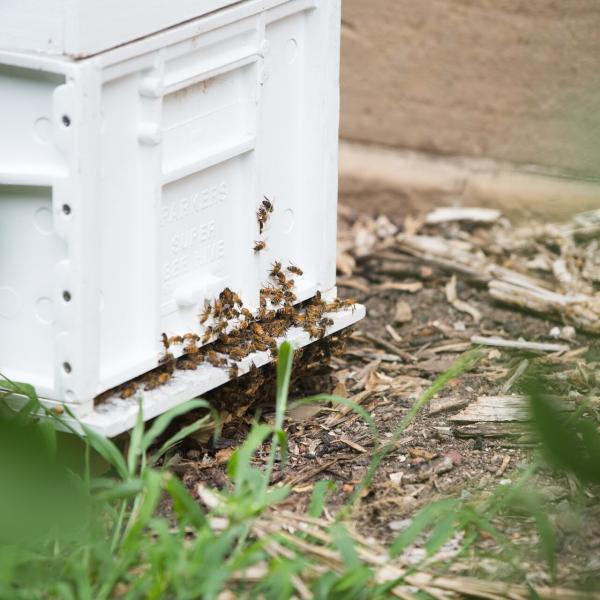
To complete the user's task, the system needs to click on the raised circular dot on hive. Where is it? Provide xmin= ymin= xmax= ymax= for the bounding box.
xmin=33 ymin=206 xmax=54 ymax=235
xmin=33 ymin=117 xmax=53 ymax=144
xmin=34 ymin=297 xmax=56 ymax=325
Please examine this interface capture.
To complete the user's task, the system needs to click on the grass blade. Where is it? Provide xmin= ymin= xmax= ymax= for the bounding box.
xmin=390 ymin=498 xmax=459 ymax=558
xmin=142 ymin=398 xmax=214 ymax=453
xmin=81 ymin=425 xmax=129 ymax=481
xmin=275 ymin=342 xmax=294 ymax=430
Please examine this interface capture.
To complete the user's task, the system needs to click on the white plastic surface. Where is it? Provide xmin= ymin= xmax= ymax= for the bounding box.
xmin=0 ymin=0 xmax=241 ymax=57
xmin=0 ymin=0 xmax=350 ymax=428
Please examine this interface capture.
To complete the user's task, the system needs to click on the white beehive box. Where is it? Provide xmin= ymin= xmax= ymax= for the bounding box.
xmin=0 ymin=0 xmax=241 ymax=57
xmin=0 ymin=0 xmax=365 ymax=435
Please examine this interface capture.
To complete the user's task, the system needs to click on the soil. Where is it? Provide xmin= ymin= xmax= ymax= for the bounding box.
xmin=157 ymin=207 xmax=600 ymax=591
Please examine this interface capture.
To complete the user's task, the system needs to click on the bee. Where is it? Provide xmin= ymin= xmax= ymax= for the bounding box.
xmin=202 ymin=327 xmax=214 ymax=344
xmin=291 ymin=313 xmax=305 ymax=327
xmin=287 ymin=263 xmax=303 ymax=276
xmin=184 ymin=343 xmax=198 ymax=354
xmin=260 ymin=286 xmax=273 ymax=297
xmin=270 ymin=345 xmax=279 ymax=358
xmin=252 ymin=323 xmax=265 ymax=337
xmin=232 ymin=292 xmax=242 ymax=306
xmin=270 ymin=288 xmax=284 ymax=305
xmin=257 ymin=206 xmax=268 ymax=234
xmin=157 ymin=372 xmax=171 ymax=385
xmin=264 ymin=309 xmax=277 ymax=322
xmin=169 ymin=335 xmax=183 ymax=345
xmin=200 ymin=300 xmax=212 ymax=324
xmin=313 ymin=290 xmax=325 ymax=306
xmin=215 ymin=319 xmax=228 ymax=334
xmin=159 ymin=351 xmax=174 ymax=366
xmin=283 ymin=290 xmax=297 ymax=304
xmin=161 ymin=333 xmax=170 ymax=350
xmin=306 ymin=325 xmax=320 ymax=339
xmin=270 ymin=261 xmax=282 ymax=277
xmin=269 ymin=320 xmax=288 ymax=337
xmin=275 ymin=271 xmax=286 ymax=286
xmin=228 ymin=363 xmax=239 ymax=378
xmin=279 ymin=305 xmax=295 ymax=317
xmin=183 ymin=333 xmax=199 ymax=342
xmin=325 ymin=299 xmax=341 ymax=312
xmin=262 ymin=197 xmax=274 ymax=213
xmin=178 ymin=359 xmax=198 ymax=371
xmin=254 ymin=240 xmax=267 ymax=253
xmin=319 ymin=317 xmax=334 ymax=328
xmin=120 ymin=386 xmax=136 ymax=399
xmin=241 ymin=307 xmax=252 ymax=319
xmin=213 ymin=299 xmax=223 ymax=318
xmin=228 ymin=347 xmax=247 ymax=361
xmin=206 ymin=351 xmax=221 ymax=367
xmin=341 ymin=298 xmax=357 ymax=312
xmin=306 ymin=305 xmax=323 ymax=320
xmin=282 ymin=279 xmax=295 ymax=292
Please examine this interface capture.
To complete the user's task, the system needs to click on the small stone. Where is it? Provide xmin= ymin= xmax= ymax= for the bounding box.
xmin=393 ymin=300 xmax=413 ymax=324
xmin=561 ymin=326 xmax=576 ymax=340
xmin=389 ymin=472 xmax=403 ymax=484
xmin=388 ymin=518 xmax=411 ymax=531
xmin=549 ymin=326 xmax=561 ymax=339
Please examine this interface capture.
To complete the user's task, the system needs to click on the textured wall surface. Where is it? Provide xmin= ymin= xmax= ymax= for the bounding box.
xmin=340 ymin=0 xmax=600 ymax=177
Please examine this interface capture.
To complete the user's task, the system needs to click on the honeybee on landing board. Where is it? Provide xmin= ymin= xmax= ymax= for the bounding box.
xmin=254 ymin=240 xmax=267 ymax=253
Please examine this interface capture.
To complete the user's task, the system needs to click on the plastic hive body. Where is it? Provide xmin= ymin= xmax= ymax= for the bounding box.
xmin=0 ymin=0 xmax=364 ymax=435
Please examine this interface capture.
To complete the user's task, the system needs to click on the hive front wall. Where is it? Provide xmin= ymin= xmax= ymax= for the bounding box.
xmin=0 ymin=0 xmax=341 ymax=416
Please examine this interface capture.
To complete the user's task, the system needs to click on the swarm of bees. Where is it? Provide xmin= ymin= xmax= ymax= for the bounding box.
xmin=98 ymin=256 xmax=356 ymax=402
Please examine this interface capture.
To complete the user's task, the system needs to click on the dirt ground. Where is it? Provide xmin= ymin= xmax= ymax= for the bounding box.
xmin=160 ymin=206 xmax=600 ymax=591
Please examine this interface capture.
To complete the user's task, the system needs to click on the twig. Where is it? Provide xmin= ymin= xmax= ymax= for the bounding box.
xmin=471 ymin=336 xmax=569 ymax=353
xmin=500 ymin=359 xmax=529 ymax=394
xmin=364 ymin=332 xmax=417 ymax=363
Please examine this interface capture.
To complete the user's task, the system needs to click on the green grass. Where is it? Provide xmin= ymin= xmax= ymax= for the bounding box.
xmin=0 ymin=345 xmax=596 ymax=599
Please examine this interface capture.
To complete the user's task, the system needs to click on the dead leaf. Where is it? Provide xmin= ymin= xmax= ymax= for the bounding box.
xmin=287 ymin=404 xmax=324 ymax=422
xmin=408 ymin=447 xmax=436 ymax=460
xmin=336 ymin=251 xmax=356 ymax=276
xmin=215 ymin=448 xmax=234 ymax=464
xmin=337 ymin=277 xmax=370 ymax=293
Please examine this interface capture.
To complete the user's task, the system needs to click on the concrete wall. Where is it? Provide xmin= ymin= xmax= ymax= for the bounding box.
xmin=339 ymin=0 xmax=600 ymax=220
